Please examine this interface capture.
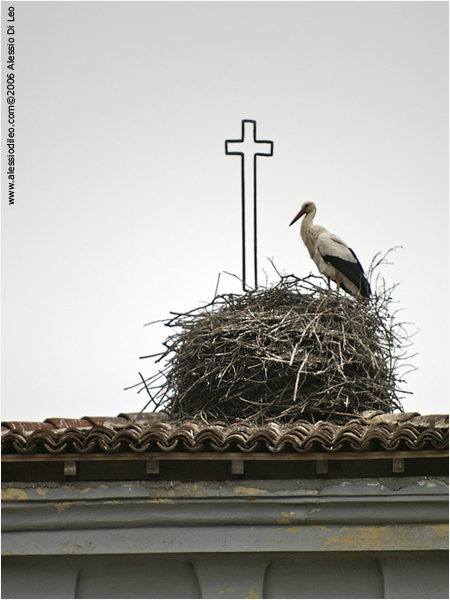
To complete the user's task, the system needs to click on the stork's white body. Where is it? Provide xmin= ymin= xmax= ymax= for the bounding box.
xmin=300 ymin=212 xmax=361 ymax=296
xmin=290 ymin=202 xmax=371 ymax=299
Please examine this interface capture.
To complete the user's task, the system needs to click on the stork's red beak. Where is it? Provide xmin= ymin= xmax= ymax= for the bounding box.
xmin=289 ymin=208 xmax=306 ymax=226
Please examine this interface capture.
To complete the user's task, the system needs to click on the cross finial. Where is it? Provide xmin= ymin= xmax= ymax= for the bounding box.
xmin=225 ymin=120 xmax=273 ymax=291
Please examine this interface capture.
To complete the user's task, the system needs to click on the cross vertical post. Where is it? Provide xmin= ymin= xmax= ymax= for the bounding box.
xmin=225 ymin=120 xmax=273 ymax=291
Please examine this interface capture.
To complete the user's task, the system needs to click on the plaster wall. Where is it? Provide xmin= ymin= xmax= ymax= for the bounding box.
xmin=2 ymin=551 xmax=448 ymax=599
xmin=2 ymin=477 xmax=448 ymax=599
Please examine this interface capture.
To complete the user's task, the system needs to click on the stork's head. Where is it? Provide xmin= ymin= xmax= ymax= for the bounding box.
xmin=289 ymin=201 xmax=316 ymax=226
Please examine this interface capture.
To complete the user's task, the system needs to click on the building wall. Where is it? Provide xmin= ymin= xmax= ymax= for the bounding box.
xmin=2 ymin=477 xmax=449 ymax=599
xmin=2 ymin=551 xmax=449 ymax=599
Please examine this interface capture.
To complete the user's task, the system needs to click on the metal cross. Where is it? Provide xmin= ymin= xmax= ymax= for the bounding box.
xmin=225 ymin=120 xmax=273 ymax=291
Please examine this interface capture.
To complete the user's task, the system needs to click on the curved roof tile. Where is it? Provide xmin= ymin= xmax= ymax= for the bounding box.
xmin=1 ymin=411 xmax=448 ymax=455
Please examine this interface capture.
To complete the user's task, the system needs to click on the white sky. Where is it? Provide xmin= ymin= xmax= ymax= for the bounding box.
xmin=2 ymin=1 xmax=448 ymax=423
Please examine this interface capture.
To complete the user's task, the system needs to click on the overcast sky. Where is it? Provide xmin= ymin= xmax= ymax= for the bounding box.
xmin=2 ymin=1 xmax=448 ymax=423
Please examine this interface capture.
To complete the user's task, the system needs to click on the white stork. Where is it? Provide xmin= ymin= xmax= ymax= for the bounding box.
xmin=290 ymin=202 xmax=371 ymax=298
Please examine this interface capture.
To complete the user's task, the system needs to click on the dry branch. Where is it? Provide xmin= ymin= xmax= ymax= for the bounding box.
xmin=132 ymin=269 xmax=410 ymax=425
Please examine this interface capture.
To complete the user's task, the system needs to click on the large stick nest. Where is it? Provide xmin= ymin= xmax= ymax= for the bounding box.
xmin=133 ymin=269 xmax=409 ymax=424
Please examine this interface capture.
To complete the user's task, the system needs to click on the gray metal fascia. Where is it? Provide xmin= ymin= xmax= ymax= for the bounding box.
xmin=2 ymin=477 xmax=448 ymax=556
xmin=2 ymin=522 xmax=448 ymax=556
xmin=2 ymin=476 xmax=448 ymax=501
xmin=2 ymin=494 xmax=448 ymax=533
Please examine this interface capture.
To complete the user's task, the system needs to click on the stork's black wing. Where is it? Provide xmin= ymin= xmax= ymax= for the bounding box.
xmin=321 ymin=248 xmax=371 ymax=298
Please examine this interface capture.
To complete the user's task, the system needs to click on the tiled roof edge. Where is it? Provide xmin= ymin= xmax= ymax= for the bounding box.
xmin=1 ymin=411 xmax=448 ymax=455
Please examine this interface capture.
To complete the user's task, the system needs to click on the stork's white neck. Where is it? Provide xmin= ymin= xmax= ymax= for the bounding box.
xmin=300 ymin=208 xmax=320 ymax=259
xmin=300 ymin=209 xmax=315 ymax=231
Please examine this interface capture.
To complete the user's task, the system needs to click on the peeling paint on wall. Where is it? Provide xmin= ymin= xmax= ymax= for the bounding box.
xmin=418 ymin=480 xmax=438 ymax=488
xmin=430 ymin=525 xmax=449 ymax=541
xmin=59 ymin=542 xmax=93 ymax=554
xmin=1 ymin=488 xmax=28 ymax=501
xmin=276 ymin=511 xmax=294 ymax=525
xmin=234 ymin=486 xmax=267 ymax=496
xmin=286 ymin=527 xmax=302 ymax=534
xmin=322 ymin=524 xmax=449 ymax=551
xmin=147 ymin=483 xmax=207 ymax=498
xmin=36 ymin=487 xmax=53 ymax=496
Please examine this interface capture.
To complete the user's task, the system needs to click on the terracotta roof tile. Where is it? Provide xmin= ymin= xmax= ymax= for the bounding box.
xmin=44 ymin=418 xmax=92 ymax=429
xmin=82 ymin=416 xmax=130 ymax=428
xmin=1 ymin=411 xmax=448 ymax=456
xmin=1 ymin=421 xmax=51 ymax=434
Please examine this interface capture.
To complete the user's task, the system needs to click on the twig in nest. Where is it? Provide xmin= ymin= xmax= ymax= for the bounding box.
xmin=132 ymin=264 xmax=412 ymax=424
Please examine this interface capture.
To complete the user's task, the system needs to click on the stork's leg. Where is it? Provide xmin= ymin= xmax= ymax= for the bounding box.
xmin=335 ymin=275 xmax=341 ymax=294
xmin=326 ymin=277 xmax=332 ymax=294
